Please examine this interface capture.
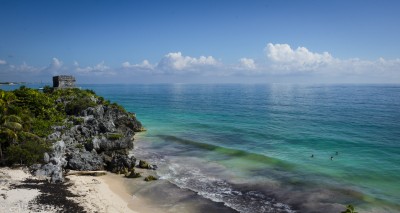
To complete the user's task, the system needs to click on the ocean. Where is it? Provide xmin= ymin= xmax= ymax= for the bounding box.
xmin=3 ymin=83 xmax=399 ymax=212
xmin=87 ymin=84 xmax=400 ymax=213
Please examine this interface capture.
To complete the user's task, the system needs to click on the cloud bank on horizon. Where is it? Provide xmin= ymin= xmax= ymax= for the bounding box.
xmin=1 ymin=43 xmax=399 ymax=83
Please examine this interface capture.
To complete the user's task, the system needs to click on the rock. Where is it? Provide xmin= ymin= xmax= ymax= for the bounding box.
xmin=47 ymin=131 xmax=61 ymax=141
xmin=33 ymin=94 xmax=148 ymax=183
xmin=99 ymin=135 xmax=133 ymax=151
xmin=98 ymin=121 xmax=116 ymax=133
xmin=107 ymin=154 xmax=136 ymax=173
xmin=138 ymin=160 xmax=153 ymax=169
xmin=125 ymin=168 xmax=141 ymax=178
xmin=35 ymin=140 xmax=67 ymax=183
xmin=144 ymin=175 xmax=158 ymax=182
xmin=43 ymin=152 xmax=50 ymax=163
xmin=67 ymin=150 xmax=104 ymax=171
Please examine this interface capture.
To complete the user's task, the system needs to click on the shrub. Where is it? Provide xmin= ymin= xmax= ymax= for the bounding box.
xmin=6 ymin=137 xmax=50 ymax=166
xmin=65 ymin=97 xmax=96 ymax=115
xmin=106 ymin=133 xmax=123 ymax=140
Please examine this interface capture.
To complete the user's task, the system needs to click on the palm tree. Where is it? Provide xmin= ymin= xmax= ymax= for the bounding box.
xmin=0 ymin=115 xmax=21 ymax=165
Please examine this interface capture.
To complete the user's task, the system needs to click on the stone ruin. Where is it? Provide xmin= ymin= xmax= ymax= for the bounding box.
xmin=53 ymin=75 xmax=76 ymax=88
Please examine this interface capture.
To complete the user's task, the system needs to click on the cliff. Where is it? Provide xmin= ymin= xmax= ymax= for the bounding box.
xmin=1 ymin=86 xmax=145 ymax=183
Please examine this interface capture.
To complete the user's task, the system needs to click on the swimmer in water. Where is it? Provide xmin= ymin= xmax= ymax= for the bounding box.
xmin=330 ymin=156 xmax=333 ymax=160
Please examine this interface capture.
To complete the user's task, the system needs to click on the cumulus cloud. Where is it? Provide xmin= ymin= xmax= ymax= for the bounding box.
xmin=49 ymin=58 xmax=63 ymax=69
xmin=266 ymin=43 xmax=333 ymax=71
xmin=238 ymin=58 xmax=256 ymax=70
xmin=157 ymin=52 xmax=218 ymax=71
xmin=1 ymin=45 xmax=399 ymax=83
xmin=8 ymin=62 xmax=41 ymax=73
xmin=122 ymin=60 xmax=155 ymax=70
xmin=42 ymin=57 xmax=65 ymax=75
xmin=74 ymin=61 xmax=113 ymax=75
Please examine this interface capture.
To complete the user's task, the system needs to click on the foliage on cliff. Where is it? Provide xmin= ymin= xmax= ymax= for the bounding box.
xmin=0 ymin=86 xmax=133 ymax=166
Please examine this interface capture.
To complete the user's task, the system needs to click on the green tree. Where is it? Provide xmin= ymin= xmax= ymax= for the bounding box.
xmin=0 ymin=115 xmax=22 ymax=165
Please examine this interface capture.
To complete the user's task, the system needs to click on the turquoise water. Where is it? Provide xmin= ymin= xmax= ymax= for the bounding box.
xmin=3 ymin=83 xmax=399 ymax=212
xmin=85 ymin=84 xmax=400 ymax=213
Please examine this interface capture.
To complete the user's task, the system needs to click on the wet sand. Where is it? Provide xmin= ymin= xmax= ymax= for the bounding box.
xmin=102 ymin=167 xmax=238 ymax=213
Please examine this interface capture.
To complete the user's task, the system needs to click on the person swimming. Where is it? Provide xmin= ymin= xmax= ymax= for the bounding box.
xmin=330 ymin=156 xmax=334 ymax=160
xmin=311 ymin=154 xmax=314 ymax=158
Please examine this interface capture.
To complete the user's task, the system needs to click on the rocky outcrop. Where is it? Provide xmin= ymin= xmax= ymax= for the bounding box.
xmin=32 ymin=97 xmax=145 ymax=183
xmin=106 ymin=153 xmax=136 ymax=173
xmin=34 ymin=140 xmax=67 ymax=183
xmin=67 ymin=150 xmax=104 ymax=171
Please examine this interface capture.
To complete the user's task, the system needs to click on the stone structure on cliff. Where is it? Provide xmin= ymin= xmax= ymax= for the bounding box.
xmin=53 ymin=75 xmax=76 ymax=88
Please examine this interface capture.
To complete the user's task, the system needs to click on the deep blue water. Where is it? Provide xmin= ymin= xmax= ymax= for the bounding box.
xmin=3 ymin=83 xmax=399 ymax=212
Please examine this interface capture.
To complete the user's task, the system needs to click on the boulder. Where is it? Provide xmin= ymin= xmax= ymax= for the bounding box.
xmin=144 ymin=175 xmax=158 ymax=182
xmin=107 ymin=154 xmax=136 ymax=173
xmin=35 ymin=140 xmax=67 ymax=183
xmin=67 ymin=150 xmax=104 ymax=171
xmin=125 ymin=168 xmax=141 ymax=178
xmin=138 ymin=160 xmax=155 ymax=169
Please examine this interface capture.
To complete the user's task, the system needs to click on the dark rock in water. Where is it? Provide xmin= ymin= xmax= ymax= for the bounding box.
xmin=125 ymin=168 xmax=141 ymax=178
xmin=138 ymin=160 xmax=154 ymax=169
xmin=144 ymin=175 xmax=158 ymax=182
xmin=67 ymin=150 xmax=104 ymax=171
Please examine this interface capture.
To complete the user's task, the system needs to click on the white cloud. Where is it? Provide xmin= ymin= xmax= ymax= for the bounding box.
xmin=238 ymin=58 xmax=256 ymax=70
xmin=9 ymin=62 xmax=41 ymax=73
xmin=157 ymin=52 xmax=218 ymax=71
xmin=266 ymin=43 xmax=333 ymax=71
xmin=50 ymin=57 xmax=63 ymax=69
xmin=122 ymin=60 xmax=154 ymax=70
xmin=1 ymin=46 xmax=400 ymax=83
xmin=43 ymin=57 xmax=64 ymax=75
xmin=75 ymin=61 xmax=113 ymax=74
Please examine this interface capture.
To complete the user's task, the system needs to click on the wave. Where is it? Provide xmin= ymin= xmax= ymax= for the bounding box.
xmin=160 ymin=162 xmax=295 ymax=213
xmin=137 ymin=135 xmax=400 ymax=213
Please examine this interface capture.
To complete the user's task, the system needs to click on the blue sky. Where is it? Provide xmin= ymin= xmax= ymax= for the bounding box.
xmin=0 ymin=0 xmax=399 ymax=83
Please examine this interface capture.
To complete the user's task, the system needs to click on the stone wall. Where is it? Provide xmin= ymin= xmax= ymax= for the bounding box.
xmin=53 ymin=75 xmax=76 ymax=88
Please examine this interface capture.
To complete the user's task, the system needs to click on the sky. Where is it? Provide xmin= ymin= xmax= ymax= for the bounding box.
xmin=0 ymin=0 xmax=400 ymax=84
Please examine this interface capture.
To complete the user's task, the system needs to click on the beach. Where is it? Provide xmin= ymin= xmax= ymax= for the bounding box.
xmin=0 ymin=167 xmax=160 ymax=213
xmin=0 ymin=166 xmax=239 ymax=213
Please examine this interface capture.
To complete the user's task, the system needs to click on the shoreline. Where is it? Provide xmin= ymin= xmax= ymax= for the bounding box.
xmin=0 ymin=166 xmax=238 ymax=213
xmin=0 ymin=167 xmax=160 ymax=213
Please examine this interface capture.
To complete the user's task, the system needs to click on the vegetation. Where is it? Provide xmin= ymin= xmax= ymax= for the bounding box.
xmin=106 ymin=133 xmax=123 ymax=140
xmin=0 ymin=86 xmax=114 ymax=166
xmin=341 ymin=205 xmax=358 ymax=213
